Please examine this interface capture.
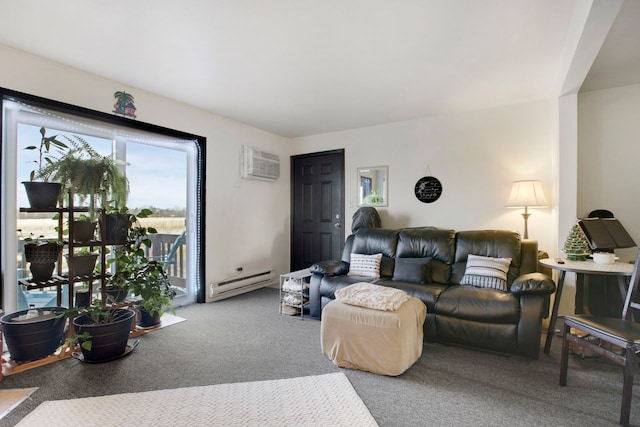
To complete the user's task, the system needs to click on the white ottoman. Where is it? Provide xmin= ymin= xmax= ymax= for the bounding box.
xmin=321 ymin=297 xmax=426 ymax=376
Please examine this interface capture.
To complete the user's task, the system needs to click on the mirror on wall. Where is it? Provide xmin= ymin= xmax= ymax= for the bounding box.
xmin=358 ymin=166 xmax=388 ymax=207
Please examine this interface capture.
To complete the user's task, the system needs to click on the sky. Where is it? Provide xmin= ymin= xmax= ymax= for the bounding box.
xmin=17 ymin=124 xmax=187 ymax=210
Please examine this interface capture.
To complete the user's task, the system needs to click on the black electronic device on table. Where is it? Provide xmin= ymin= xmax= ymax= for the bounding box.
xmin=578 ymin=218 xmax=636 ymax=252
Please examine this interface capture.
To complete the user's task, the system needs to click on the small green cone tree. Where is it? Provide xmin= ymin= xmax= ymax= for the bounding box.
xmin=563 ymin=224 xmax=592 ymax=261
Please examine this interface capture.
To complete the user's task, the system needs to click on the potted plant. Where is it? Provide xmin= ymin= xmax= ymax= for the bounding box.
xmin=70 ymin=214 xmax=98 ymax=242
xmin=65 ymin=247 xmax=99 ymax=278
xmin=41 ymin=134 xmax=129 ymax=224
xmin=102 ymin=207 xmax=175 ymax=326
xmin=129 ymin=261 xmax=176 ymax=327
xmin=20 ymin=232 xmax=64 ymax=282
xmin=22 ymin=127 xmax=68 ymax=209
xmin=101 ymin=205 xmax=132 ymax=243
xmin=66 ymin=300 xmax=136 ymax=362
xmin=104 ymin=207 xmax=156 ymax=301
xmin=0 ymin=306 xmax=67 ymax=363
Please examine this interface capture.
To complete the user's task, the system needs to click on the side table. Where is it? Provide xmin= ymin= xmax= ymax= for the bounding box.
xmin=539 ymin=258 xmax=633 ymax=354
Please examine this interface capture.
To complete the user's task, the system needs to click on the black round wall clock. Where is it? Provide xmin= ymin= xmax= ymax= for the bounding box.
xmin=414 ymin=176 xmax=442 ymax=203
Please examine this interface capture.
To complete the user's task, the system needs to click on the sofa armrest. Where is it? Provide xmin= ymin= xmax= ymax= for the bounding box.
xmin=310 ymin=260 xmax=349 ymax=277
xmin=510 ymin=272 xmax=556 ymax=296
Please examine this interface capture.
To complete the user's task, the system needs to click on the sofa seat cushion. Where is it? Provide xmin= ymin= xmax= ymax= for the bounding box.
xmin=436 ymin=317 xmax=517 ymax=355
xmin=435 ymin=285 xmax=519 ymax=324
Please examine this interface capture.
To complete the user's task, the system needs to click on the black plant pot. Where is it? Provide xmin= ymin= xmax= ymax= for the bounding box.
xmin=75 ymin=289 xmax=91 ymax=308
xmin=101 ymin=213 xmax=129 ymax=242
xmin=137 ymin=307 xmax=162 ymax=328
xmin=65 ymin=253 xmax=99 ymax=277
xmin=29 ymin=262 xmax=56 ymax=282
xmin=72 ymin=221 xmax=97 ymax=242
xmin=25 ymin=242 xmax=63 ymax=281
xmin=24 ymin=242 xmax=63 ymax=264
xmin=73 ymin=308 xmax=135 ymax=362
xmin=105 ymin=285 xmax=128 ymax=303
xmin=22 ymin=181 xmax=62 ymax=209
xmin=0 ymin=307 xmax=67 ymax=363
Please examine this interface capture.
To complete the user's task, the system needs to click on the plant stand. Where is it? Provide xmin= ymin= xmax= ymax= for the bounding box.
xmin=1 ymin=344 xmax=73 ymax=379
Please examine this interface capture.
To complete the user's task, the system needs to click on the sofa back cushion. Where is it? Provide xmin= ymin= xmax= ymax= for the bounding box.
xmin=451 ymin=230 xmax=521 ymax=286
xmin=392 ymin=257 xmax=431 ymax=284
xmin=351 ymin=228 xmax=399 ymax=277
xmin=396 ymin=228 xmax=455 ymax=284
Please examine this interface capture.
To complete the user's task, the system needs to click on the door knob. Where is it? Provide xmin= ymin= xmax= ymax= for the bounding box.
xmin=334 ymin=223 xmax=341 ymax=228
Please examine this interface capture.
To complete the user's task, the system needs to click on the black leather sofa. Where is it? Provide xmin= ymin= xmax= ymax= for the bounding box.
xmin=309 ymin=227 xmax=556 ymax=358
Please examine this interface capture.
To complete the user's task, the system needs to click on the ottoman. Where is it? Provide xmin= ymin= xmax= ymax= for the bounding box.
xmin=321 ymin=296 xmax=426 ymax=376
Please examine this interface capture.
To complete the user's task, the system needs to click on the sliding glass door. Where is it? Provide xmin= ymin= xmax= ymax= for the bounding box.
xmin=1 ymin=91 xmax=205 ymax=313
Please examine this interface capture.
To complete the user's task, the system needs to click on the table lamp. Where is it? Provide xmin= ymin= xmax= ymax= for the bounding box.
xmin=507 ymin=180 xmax=548 ymax=239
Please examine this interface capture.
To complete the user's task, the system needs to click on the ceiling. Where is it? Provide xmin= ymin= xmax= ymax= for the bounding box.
xmin=0 ymin=0 xmax=638 ymax=138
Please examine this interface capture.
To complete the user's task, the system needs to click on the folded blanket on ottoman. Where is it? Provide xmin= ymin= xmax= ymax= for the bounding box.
xmin=334 ymin=282 xmax=409 ymax=311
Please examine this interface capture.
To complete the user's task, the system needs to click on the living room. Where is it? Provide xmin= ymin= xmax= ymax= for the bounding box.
xmin=2 ymin=1 xmax=640 ymax=425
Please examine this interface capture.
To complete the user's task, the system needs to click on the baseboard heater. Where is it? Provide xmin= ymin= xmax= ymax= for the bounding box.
xmin=208 ymin=270 xmax=276 ymax=302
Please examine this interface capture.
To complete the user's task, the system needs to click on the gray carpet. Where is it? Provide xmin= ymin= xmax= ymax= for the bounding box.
xmin=1 ymin=287 xmax=637 ymax=426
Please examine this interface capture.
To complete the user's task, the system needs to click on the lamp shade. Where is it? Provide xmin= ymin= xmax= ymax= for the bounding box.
xmin=506 ymin=180 xmax=548 ymax=208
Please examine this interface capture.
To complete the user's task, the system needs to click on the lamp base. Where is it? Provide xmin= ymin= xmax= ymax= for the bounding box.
xmin=521 ymin=211 xmax=531 ymax=240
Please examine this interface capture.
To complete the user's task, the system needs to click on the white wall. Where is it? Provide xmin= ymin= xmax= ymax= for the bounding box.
xmin=578 ymin=83 xmax=640 ymax=264
xmin=293 ymin=100 xmax=557 ymax=254
xmin=0 ymin=44 xmax=292 ymax=301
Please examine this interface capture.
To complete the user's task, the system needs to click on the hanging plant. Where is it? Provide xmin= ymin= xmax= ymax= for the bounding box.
xmin=39 ymin=134 xmax=129 ymax=220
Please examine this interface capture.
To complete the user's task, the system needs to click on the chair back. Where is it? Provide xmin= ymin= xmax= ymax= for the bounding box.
xmin=622 ymin=247 xmax=640 ymax=321
xmin=163 ymin=230 xmax=187 ymax=268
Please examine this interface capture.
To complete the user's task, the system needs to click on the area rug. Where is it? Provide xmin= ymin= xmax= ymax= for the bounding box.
xmin=16 ymin=372 xmax=378 ymax=427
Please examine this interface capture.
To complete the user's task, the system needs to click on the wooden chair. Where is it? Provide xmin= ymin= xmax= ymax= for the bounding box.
xmin=560 ymin=248 xmax=640 ymax=426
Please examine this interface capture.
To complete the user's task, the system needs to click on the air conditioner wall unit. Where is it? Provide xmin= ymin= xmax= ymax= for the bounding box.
xmin=241 ymin=145 xmax=280 ymax=181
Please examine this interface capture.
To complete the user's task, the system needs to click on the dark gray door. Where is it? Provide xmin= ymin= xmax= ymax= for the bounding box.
xmin=290 ymin=150 xmax=344 ymax=271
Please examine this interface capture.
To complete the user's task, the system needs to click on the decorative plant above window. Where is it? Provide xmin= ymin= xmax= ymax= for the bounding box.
xmin=113 ymin=90 xmax=137 ymax=119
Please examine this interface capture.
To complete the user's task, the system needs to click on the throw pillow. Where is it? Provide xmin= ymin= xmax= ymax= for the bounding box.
xmin=460 ymin=254 xmax=512 ymax=291
xmin=392 ymin=257 xmax=431 ymax=284
xmin=347 ymin=253 xmax=383 ymax=278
